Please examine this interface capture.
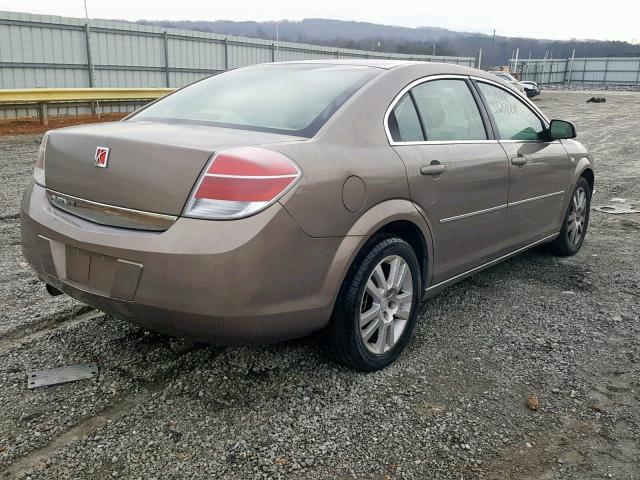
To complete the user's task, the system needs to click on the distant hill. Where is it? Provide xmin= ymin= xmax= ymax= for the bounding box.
xmin=135 ymin=18 xmax=640 ymax=67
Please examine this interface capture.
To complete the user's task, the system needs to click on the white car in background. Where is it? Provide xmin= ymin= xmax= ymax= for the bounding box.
xmin=521 ymin=80 xmax=542 ymax=98
xmin=489 ymin=71 xmax=525 ymax=94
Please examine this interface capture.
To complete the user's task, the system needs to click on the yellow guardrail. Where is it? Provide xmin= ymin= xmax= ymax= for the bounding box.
xmin=0 ymin=88 xmax=176 ymax=126
xmin=0 ymin=88 xmax=175 ymax=103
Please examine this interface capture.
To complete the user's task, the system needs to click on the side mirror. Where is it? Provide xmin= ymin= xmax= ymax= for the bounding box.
xmin=548 ymin=119 xmax=576 ymax=140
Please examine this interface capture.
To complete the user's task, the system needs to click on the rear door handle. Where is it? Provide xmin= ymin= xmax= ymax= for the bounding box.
xmin=510 ymin=155 xmax=528 ymax=166
xmin=421 ymin=164 xmax=447 ymax=175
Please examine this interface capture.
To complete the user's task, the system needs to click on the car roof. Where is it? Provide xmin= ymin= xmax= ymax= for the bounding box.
xmin=273 ymin=59 xmax=417 ymax=69
xmin=253 ymin=60 xmax=523 ymax=96
xmin=272 ymin=59 xmax=482 ymax=72
xmin=276 ymin=60 xmax=521 ymax=87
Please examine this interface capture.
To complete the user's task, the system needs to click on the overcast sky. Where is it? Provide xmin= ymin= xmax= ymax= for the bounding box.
xmin=1 ymin=0 xmax=638 ymax=43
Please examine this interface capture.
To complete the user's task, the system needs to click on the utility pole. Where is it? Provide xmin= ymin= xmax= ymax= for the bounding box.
xmin=477 ymin=48 xmax=482 ymax=69
xmin=433 ymin=42 xmax=436 ymax=56
xmin=491 ymin=29 xmax=496 ymax=69
xmin=83 ymin=0 xmax=95 ymax=87
xmin=275 ymin=22 xmax=279 ymax=60
xmin=83 ymin=0 xmax=100 ymax=116
xmin=567 ymin=48 xmax=576 ymax=85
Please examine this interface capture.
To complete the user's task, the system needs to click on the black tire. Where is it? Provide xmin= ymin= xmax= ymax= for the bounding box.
xmin=323 ymin=235 xmax=422 ymax=371
xmin=547 ymin=176 xmax=591 ymax=256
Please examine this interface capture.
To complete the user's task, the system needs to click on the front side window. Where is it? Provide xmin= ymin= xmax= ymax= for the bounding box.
xmin=410 ymin=79 xmax=487 ymax=141
xmin=477 ymin=82 xmax=545 ymax=141
xmin=132 ymin=64 xmax=379 ymax=137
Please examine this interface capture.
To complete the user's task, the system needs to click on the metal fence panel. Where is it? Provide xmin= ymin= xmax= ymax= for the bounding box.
xmin=168 ymin=38 xmax=225 ymax=71
xmin=0 ymin=23 xmax=87 ymax=64
xmin=276 ymin=48 xmax=335 ymax=62
xmin=0 ymin=66 xmax=87 ymax=89
xmin=512 ymin=57 xmax=640 ymax=86
xmin=92 ymin=31 xmax=165 ymax=67
xmin=227 ymin=43 xmax=272 ymax=69
xmin=94 ymin=69 xmax=166 ymax=88
xmin=169 ymin=70 xmax=207 ymax=87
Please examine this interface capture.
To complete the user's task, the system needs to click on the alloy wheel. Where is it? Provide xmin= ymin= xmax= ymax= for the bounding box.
xmin=567 ymin=186 xmax=587 ymax=246
xmin=359 ymin=255 xmax=414 ymax=355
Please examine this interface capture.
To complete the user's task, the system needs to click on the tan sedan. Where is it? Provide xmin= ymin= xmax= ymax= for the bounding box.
xmin=21 ymin=60 xmax=594 ymax=370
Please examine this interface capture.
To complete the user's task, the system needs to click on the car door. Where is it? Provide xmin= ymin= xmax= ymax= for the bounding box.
xmin=388 ymin=76 xmax=510 ymax=284
xmin=475 ymin=80 xmax=573 ymax=248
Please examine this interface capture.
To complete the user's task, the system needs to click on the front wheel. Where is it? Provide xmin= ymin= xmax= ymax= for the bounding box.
xmin=548 ymin=177 xmax=591 ymax=256
xmin=323 ymin=235 xmax=421 ymax=371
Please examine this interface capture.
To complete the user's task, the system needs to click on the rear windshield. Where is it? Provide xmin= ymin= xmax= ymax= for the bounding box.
xmin=131 ymin=64 xmax=379 ymax=137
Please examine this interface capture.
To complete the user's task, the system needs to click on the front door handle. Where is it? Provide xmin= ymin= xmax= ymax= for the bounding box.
xmin=421 ymin=164 xmax=447 ymax=176
xmin=510 ymin=155 xmax=528 ymax=167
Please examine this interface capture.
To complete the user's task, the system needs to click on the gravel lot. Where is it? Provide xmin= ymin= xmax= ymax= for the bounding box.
xmin=1 ymin=91 xmax=639 ymax=479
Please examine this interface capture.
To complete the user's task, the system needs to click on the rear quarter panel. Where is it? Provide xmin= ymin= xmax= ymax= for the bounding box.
xmin=273 ymin=139 xmax=410 ymax=238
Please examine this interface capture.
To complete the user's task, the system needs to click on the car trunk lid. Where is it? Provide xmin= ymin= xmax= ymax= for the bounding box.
xmin=44 ymin=120 xmax=302 ymax=217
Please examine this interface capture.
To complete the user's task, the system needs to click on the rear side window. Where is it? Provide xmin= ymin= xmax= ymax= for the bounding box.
xmin=411 ymin=79 xmax=487 ymax=141
xmin=388 ymin=93 xmax=424 ymax=142
xmin=477 ymin=82 xmax=544 ymax=140
xmin=132 ymin=64 xmax=379 ymax=137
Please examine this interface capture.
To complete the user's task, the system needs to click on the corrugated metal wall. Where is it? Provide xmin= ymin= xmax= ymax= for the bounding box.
xmin=0 ymin=11 xmax=476 ymax=119
xmin=510 ymin=57 xmax=640 ymax=86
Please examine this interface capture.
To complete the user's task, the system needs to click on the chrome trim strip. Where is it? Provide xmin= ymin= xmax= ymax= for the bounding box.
xmin=508 ymin=190 xmax=564 ymax=207
xmin=499 ymin=139 xmax=559 ymax=144
xmin=204 ymin=173 xmax=298 ymax=179
xmin=46 ymin=189 xmax=177 ymax=232
xmin=393 ymin=139 xmax=500 ymax=146
xmin=439 ymin=191 xmax=565 ymax=224
xmin=439 ymin=204 xmax=507 ymax=224
xmin=425 ymin=233 xmax=558 ymax=293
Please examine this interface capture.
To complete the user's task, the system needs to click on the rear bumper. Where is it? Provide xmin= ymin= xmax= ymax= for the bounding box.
xmin=21 ymin=183 xmax=357 ymax=344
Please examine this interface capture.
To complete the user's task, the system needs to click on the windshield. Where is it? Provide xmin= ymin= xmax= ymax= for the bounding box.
xmin=131 ymin=64 xmax=379 ymax=137
xmin=497 ymin=73 xmax=516 ymax=81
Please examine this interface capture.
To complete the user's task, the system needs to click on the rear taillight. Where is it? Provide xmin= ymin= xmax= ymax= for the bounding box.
xmin=184 ymin=146 xmax=301 ymax=219
xmin=34 ymin=132 xmax=48 ymax=187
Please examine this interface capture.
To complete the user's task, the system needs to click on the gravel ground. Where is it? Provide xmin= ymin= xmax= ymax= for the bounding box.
xmin=0 ymin=91 xmax=639 ymax=479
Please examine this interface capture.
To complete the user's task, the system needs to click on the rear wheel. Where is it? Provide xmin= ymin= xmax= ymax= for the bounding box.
xmin=548 ymin=177 xmax=591 ymax=256
xmin=323 ymin=235 xmax=421 ymax=371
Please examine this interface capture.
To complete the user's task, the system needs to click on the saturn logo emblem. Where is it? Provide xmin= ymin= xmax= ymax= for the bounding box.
xmin=95 ymin=147 xmax=110 ymax=168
